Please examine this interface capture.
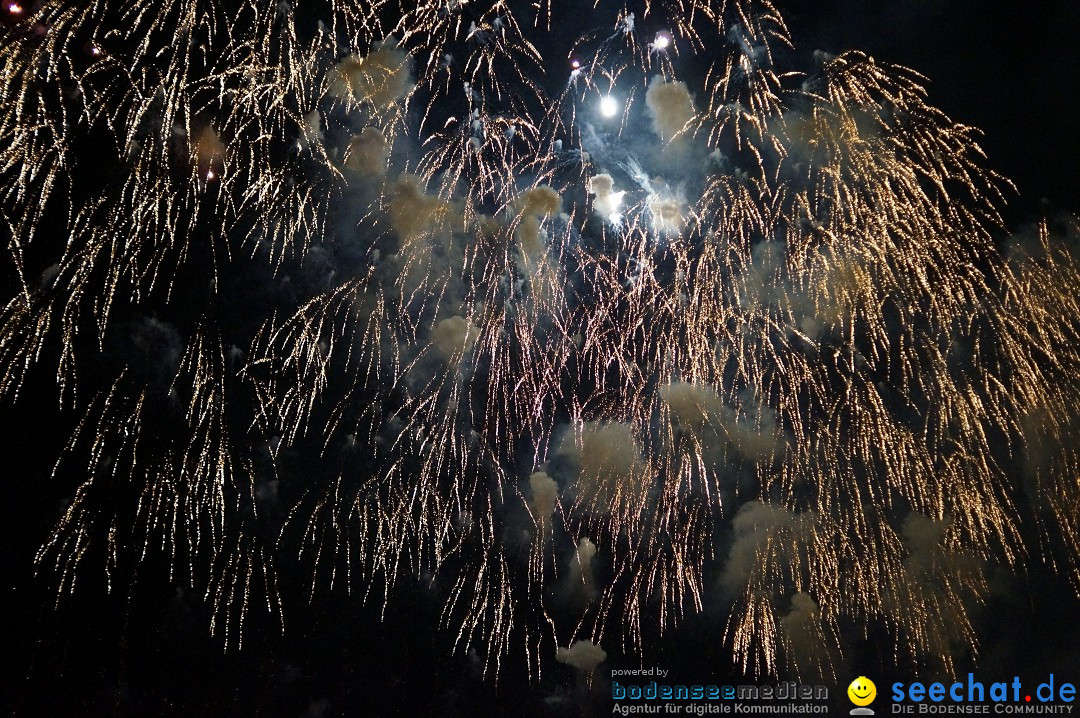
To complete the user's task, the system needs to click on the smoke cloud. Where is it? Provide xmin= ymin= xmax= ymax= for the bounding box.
xmin=555 ymin=639 xmax=607 ymax=672
xmin=778 ymin=592 xmax=840 ymax=682
xmin=515 ymin=186 xmax=561 ymax=257
xmin=557 ymin=421 xmax=647 ymax=516
xmin=388 ymin=175 xmax=449 ymax=245
xmin=329 ymin=39 xmax=412 ymax=109
xmin=344 ymin=127 xmax=390 ymax=176
xmin=645 ymin=77 xmax=696 ymax=142
xmin=720 ymin=502 xmax=817 ymax=594
xmin=528 ymin=471 xmax=559 ymax=528
xmin=588 ymin=173 xmax=625 ymax=223
xmin=431 ymin=315 xmax=479 ymax=361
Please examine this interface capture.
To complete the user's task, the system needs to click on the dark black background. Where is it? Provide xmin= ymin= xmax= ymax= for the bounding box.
xmin=785 ymin=0 xmax=1080 ymax=221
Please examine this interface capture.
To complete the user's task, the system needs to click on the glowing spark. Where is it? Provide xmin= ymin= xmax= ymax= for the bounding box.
xmin=599 ymin=94 xmax=619 ymax=118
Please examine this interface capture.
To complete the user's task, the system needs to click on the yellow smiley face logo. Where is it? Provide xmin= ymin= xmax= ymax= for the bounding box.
xmin=848 ymin=676 xmax=877 ymax=706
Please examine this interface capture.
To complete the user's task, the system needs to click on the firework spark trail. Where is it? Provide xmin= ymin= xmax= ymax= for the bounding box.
xmin=2 ymin=0 xmax=1079 ymax=682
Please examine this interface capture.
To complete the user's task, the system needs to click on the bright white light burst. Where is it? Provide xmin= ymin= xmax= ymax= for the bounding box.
xmin=600 ymin=94 xmax=619 ymax=118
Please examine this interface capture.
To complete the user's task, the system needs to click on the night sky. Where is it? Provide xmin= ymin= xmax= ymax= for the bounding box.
xmin=4 ymin=1 xmax=1079 ymax=717
xmin=787 ymin=0 xmax=1080 ymax=220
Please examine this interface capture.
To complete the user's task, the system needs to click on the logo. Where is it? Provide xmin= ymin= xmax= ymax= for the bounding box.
xmin=889 ymin=673 xmax=1076 ymax=713
xmin=848 ymin=676 xmax=878 ymax=715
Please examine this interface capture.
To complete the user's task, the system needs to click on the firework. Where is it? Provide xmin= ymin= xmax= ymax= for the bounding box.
xmin=3 ymin=0 xmax=1079 ymax=684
